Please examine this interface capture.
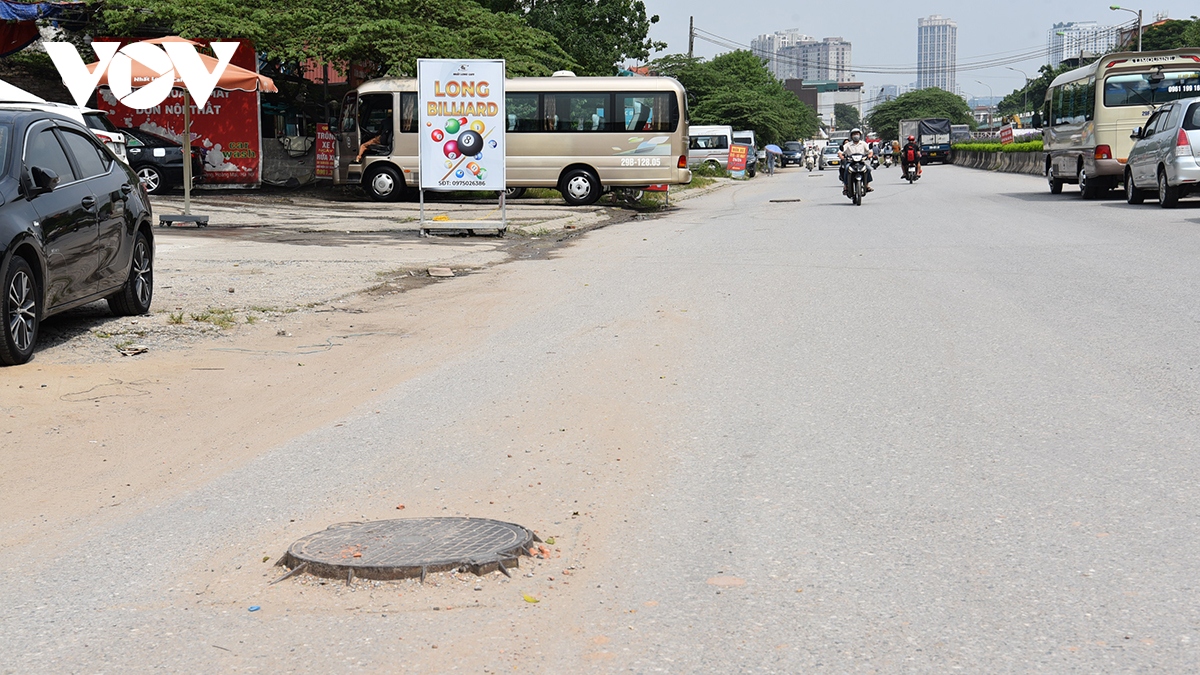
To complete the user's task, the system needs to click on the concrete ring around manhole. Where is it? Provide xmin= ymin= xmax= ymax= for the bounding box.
xmin=277 ymin=517 xmax=537 ymax=582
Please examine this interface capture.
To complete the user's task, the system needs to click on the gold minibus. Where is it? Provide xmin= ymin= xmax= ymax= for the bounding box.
xmin=1044 ymin=48 xmax=1200 ymax=198
xmin=334 ymin=73 xmax=692 ymax=205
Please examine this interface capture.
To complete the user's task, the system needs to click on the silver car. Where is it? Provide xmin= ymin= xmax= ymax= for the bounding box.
xmin=1125 ymin=96 xmax=1200 ymax=208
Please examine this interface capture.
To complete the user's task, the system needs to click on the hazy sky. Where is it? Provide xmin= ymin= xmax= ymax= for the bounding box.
xmin=641 ymin=0 xmax=1175 ymax=103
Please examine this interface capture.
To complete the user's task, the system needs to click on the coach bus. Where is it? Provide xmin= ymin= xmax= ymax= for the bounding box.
xmin=334 ymin=72 xmax=691 ymax=205
xmin=1044 ymin=48 xmax=1200 ymax=198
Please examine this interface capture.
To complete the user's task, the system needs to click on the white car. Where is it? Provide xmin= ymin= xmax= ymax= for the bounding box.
xmin=0 ymin=101 xmax=128 ymax=163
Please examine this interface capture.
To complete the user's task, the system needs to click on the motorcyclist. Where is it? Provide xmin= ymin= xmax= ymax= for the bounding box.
xmin=900 ymin=135 xmax=922 ymax=178
xmin=838 ymin=128 xmax=874 ymax=194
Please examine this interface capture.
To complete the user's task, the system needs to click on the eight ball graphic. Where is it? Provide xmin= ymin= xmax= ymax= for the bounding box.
xmin=457 ymin=130 xmax=484 ymax=157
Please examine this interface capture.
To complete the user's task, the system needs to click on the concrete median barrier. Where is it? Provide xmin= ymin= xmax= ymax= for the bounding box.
xmin=951 ymin=150 xmax=1045 ymax=176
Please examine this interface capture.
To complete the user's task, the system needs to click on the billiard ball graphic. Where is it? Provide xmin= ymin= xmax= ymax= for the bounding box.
xmin=457 ymin=130 xmax=484 ymax=156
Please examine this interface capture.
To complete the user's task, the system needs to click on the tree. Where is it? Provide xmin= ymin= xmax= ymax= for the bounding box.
xmin=997 ymin=62 xmax=1074 ymax=117
xmin=475 ymin=0 xmax=664 ymax=76
xmin=866 ymin=88 xmax=974 ymax=141
xmin=97 ymin=0 xmax=576 ymax=77
xmin=834 ymin=103 xmax=860 ymax=131
xmin=1138 ymin=19 xmax=1195 ymax=51
xmin=652 ymin=50 xmax=820 ymax=145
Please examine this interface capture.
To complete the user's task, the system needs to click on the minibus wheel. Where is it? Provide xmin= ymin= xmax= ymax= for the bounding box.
xmin=560 ymin=168 xmax=601 ymax=206
xmin=364 ymin=165 xmax=404 ymax=202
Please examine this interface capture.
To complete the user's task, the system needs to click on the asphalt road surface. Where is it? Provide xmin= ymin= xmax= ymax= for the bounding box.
xmin=6 ymin=164 xmax=1200 ymax=672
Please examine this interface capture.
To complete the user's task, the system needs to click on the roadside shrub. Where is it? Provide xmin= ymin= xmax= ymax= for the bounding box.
xmin=689 ymin=163 xmax=729 ymax=178
xmin=952 ymin=141 xmax=1043 ymax=153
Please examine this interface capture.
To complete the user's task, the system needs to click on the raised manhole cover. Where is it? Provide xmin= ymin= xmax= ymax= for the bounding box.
xmin=278 ymin=517 xmax=536 ymax=582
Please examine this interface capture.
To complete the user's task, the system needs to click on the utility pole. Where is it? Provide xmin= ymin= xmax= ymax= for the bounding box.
xmin=688 ymin=16 xmax=694 ymax=59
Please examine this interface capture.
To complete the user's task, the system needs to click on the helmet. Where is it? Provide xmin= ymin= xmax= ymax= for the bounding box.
xmin=907 ymin=135 xmax=915 ymax=142
xmin=850 ymin=128 xmax=862 ymax=136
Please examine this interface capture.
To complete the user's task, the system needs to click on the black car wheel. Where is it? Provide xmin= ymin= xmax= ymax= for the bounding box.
xmin=107 ymin=231 xmax=153 ymax=316
xmin=136 ymin=165 xmax=165 ymax=195
xmin=364 ymin=164 xmax=404 ymax=202
xmin=560 ymin=168 xmax=601 ymax=206
xmin=504 ymin=187 xmax=527 ymax=200
xmin=1 ymin=255 xmax=38 ymax=366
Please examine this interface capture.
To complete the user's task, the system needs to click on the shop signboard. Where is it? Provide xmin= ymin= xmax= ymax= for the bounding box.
xmin=417 ymin=59 xmax=505 ymax=191
xmin=728 ymin=143 xmax=749 ymax=177
xmin=1000 ymin=124 xmax=1014 ymax=145
xmin=315 ymin=123 xmax=336 ymax=178
xmin=93 ymin=38 xmax=263 ymax=187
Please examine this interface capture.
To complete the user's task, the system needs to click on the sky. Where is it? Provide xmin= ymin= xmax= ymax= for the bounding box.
xmin=641 ymin=0 xmax=1175 ymax=105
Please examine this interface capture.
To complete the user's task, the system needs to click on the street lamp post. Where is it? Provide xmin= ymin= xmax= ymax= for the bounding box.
xmin=1110 ymin=5 xmax=1143 ymax=52
xmin=975 ymin=80 xmax=994 ymax=130
xmin=1006 ymin=66 xmax=1031 ymax=116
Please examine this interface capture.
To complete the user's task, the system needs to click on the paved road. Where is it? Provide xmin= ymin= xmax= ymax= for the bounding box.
xmin=5 ymin=164 xmax=1200 ymax=672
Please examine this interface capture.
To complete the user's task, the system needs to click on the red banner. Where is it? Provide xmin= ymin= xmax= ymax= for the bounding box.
xmin=728 ymin=144 xmax=749 ymax=172
xmin=315 ymin=123 xmax=335 ymax=178
xmin=94 ymin=38 xmax=262 ymax=187
xmin=999 ymin=124 xmax=1014 ymax=145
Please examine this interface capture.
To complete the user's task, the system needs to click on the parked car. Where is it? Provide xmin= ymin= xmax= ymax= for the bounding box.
xmin=819 ymin=145 xmax=841 ymax=170
xmin=0 ymin=109 xmax=155 ymax=365
xmin=780 ymin=141 xmax=803 ymax=167
xmin=120 ymin=128 xmax=205 ymax=195
xmin=1125 ymin=96 xmax=1200 ymax=208
xmin=0 ymin=101 xmax=127 ymax=163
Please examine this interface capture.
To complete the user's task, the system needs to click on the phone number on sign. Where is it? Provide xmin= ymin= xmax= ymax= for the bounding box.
xmin=620 ymin=157 xmax=662 ymax=167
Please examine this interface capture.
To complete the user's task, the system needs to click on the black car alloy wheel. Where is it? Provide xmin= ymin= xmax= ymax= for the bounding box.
xmin=107 ymin=231 xmax=154 ymax=315
xmin=1 ymin=256 xmax=38 ymax=365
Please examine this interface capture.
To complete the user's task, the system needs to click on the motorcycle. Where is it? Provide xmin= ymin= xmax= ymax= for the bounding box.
xmin=905 ymin=163 xmax=919 ymax=184
xmin=805 ymin=154 xmax=815 ymax=172
xmin=870 ymin=156 xmax=880 ymax=170
xmin=882 ymin=155 xmax=893 ymax=168
xmin=844 ymin=153 xmax=869 ymax=206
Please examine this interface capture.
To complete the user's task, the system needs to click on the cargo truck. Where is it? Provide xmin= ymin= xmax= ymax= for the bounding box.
xmin=899 ymin=118 xmax=953 ymax=163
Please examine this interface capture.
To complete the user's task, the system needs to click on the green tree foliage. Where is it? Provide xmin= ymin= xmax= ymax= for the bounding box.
xmin=866 ymin=88 xmax=974 ymax=141
xmin=651 ymin=50 xmax=819 ymax=145
xmin=1184 ymin=19 xmax=1200 ymax=47
xmin=1137 ymin=19 xmax=1196 ymax=51
xmin=475 ymin=0 xmax=664 ymax=76
xmin=834 ymin=103 xmax=860 ymax=131
xmin=97 ymin=0 xmax=575 ymax=77
xmin=997 ymin=62 xmax=1075 ymax=116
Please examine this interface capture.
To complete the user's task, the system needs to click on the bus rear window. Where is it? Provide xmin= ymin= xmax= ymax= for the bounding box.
xmin=1104 ymin=71 xmax=1200 ymax=107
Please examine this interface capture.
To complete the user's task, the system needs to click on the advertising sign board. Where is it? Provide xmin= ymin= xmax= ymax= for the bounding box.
xmin=315 ymin=123 xmax=336 ymax=178
xmin=1000 ymin=124 xmax=1014 ymax=145
xmin=728 ymin=143 xmax=749 ymax=176
xmin=417 ymin=59 xmax=505 ymax=191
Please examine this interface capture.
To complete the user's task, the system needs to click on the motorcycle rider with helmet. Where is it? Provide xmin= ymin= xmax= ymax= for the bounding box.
xmin=900 ymin=135 xmax=922 ymax=179
xmin=838 ymin=128 xmax=874 ymax=195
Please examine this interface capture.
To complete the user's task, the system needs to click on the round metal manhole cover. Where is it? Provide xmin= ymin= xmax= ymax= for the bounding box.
xmin=280 ymin=517 xmax=536 ymax=581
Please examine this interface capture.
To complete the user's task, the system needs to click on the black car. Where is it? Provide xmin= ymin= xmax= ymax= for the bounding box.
xmin=120 ymin=127 xmax=205 ymax=195
xmin=0 ymin=109 xmax=154 ymax=365
xmin=780 ymin=141 xmax=804 ymax=167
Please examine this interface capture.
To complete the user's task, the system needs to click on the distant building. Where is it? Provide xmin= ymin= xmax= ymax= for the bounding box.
xmin=751 ymin=29 xmax=812 ymax=79
xmin=917 ymin=15 xmax=957 ymax=92
xmin=784 ymin=79 xmax=863 ymax=129
xmin=754 ymin=30 xmax=852 ymax=82
xmin=1048 ymin=21 xmax=1121 ymax=67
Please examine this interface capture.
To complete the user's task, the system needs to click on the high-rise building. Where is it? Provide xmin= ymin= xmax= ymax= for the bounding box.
xmin=917 ymin=15 xmax=957 ymax=92
xmin=1048 ymin=21 xmax=1121 ymax=67
xmin=754 ymin=31 xmax=853 ymax=82
xmin=751 ymin=29 xmax=812 ymax=79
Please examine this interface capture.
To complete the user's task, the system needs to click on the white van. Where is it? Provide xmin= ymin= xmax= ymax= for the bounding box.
xmin=688 ymin=124 xmax=734 ymax=170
